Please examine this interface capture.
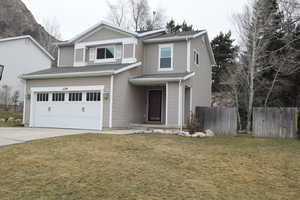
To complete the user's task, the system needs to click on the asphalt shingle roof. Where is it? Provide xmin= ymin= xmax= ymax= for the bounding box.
xmin=24 ymin=64 xmax=130 ymax=76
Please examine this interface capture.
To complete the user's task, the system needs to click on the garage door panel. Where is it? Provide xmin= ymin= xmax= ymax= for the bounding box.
xmin=32 ymin=89 xmax=103 ymax=130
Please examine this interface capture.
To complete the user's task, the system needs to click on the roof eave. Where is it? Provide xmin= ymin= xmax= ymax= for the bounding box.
xmin=129 ymin=72 xmax=195 ymax=85
xmin=21 ymin=62 xmax=142 ymax=80
xmin=21 ymin=71 xmax=115 ymax=80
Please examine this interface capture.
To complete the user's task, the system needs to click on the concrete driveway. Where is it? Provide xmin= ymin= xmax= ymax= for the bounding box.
xmin=0 ymin=128 xmax=94 ymax=147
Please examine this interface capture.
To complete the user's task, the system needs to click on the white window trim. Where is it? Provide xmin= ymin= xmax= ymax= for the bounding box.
xmin=94 ymin=46 xmax=117 ymax=63
xmin=74 ymin=47 xmax=86 ymax=67
xmin=193 ymin=49 xmax=200 ymax=65
xmin=158 ymin=43 xmax=174 ymax=71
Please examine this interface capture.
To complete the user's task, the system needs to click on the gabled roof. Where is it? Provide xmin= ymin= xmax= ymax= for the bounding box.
xmin=0 ymin=35 xmax=54 ymax=60
xmin=143 ymin=30 xmax=207 ymax=43
xmin=56 ymin=20 xmax=166 ymax=46
xmin=143 ymin=30 xmax=216 ymax=66
xmin=21 ymin=62 xmax=142 ymax=79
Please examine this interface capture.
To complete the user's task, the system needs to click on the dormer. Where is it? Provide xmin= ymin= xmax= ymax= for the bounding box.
xmin=57 ymin=21 xmax=144 ymax=67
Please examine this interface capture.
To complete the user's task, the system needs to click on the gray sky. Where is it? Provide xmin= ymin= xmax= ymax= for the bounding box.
xmin=22 ymin=0 xmax=248 ymax=41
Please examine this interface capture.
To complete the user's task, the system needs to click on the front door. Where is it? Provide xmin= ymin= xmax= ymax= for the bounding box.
xmin=148 ymin=90 xmax=162 ymax=122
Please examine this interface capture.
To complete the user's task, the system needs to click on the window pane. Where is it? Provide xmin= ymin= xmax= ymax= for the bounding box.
xmin=106 ymin=48 xmax=114 ymax=58
xmin=160 ymin=47 xmax=171 ymax=58
xmin=160 ymin=58 xmax=171 ymax=68
xmin=97 ymin=48 xmax=105 ymax=59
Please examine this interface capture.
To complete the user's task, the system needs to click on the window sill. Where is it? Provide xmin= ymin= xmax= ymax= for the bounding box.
xmin=158 ymin=67 xmax=174 ymax=72
xmin=94 ymin=59 xmax=117 ymax=63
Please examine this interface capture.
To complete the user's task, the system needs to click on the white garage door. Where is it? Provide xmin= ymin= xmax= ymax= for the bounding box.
xmin=30 ymin=86 xmax=104 ymax=130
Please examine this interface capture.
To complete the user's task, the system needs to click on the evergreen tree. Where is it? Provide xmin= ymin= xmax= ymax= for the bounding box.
xmin=211 ymin=31 xmax=239 ymax=91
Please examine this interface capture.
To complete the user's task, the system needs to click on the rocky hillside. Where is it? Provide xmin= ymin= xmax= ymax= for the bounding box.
xmin=0 ymin=0 xmax=57 ymax=56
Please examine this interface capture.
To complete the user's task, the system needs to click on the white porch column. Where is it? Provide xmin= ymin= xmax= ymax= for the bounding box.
xmin=165 ymin=82 xmax=169 ymax=126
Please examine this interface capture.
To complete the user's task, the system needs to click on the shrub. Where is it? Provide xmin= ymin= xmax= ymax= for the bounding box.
xmin=186 ymin=112 xmax=203 ymax=135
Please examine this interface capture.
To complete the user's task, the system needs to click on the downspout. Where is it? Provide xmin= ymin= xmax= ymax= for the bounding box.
xmin=109 ymin=75 xmax=114 ymax=128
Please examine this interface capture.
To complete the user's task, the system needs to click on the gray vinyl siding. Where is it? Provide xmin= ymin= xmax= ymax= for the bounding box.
xmin=167 ymin=82 xmax=180 ymax=127
xmin=143 ymin=41 xmax=187 ymax=74
xmin=80 ymin=27 xmax=131 ymax=42
xmin=189 ymin=35 xmax=212 ymax=111
xmin=24 ymin=76 xmax=111 ymax=127
xmin=135 ymin=39 xmax=144 ymax=62
xmin=0 ymin=38 xmax=52 ymax=102
xmin=58 ymin=46 xmax=74 ymax=66
xmin=112 ymin=67 xmax=144 ymax=127
xmin=124 ymin=44 xmax=134 ymax=58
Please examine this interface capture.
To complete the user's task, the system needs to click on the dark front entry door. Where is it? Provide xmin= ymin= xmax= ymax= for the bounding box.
xmin=148 ymin=90 xmax=162 ymax=122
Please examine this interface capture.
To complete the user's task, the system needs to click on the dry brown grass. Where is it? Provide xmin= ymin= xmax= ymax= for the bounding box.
xmin=0 ymin=134 xmax=299 ymax=200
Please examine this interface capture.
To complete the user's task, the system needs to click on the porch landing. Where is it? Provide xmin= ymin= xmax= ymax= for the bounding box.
xmin=130 ymin=123 xmax=182 ymax=130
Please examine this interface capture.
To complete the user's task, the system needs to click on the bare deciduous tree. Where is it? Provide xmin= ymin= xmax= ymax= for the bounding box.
xmin=129 ymin=0 xmax=150 ymax=31
xmin=106 ymin=0 xmax=130 ymax=29
xmin=233 ymin=0 xmax=300 ymax=132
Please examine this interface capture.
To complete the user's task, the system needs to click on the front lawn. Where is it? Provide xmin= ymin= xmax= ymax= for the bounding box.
xmin=0 ymin=111 xmax=23 ymax=127
xmin=0 ymin=134 xmax=299 ymax=200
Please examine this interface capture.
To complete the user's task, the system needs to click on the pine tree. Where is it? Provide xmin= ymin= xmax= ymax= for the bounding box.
xmin=211 ymin=31 xmax=239 ymax=92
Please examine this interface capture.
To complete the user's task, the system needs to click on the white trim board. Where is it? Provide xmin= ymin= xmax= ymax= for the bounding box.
xmin=31 ymin=85 xmax=104 ymax=93
xmin=75 ymin=38 xmax=138 ymax=49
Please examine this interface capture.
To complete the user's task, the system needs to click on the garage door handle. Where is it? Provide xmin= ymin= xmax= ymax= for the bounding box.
xmin=48 ymin=107 xmax=51 ymax=112
xmin=82 ymin=107 xmax=85 ymax=112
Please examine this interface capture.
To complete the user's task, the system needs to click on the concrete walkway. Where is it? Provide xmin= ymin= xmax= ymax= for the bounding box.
xmin=0 ymin=128 xmax=137 ymax=147
xmin=0 ymin=128 xmax=95 ymax=147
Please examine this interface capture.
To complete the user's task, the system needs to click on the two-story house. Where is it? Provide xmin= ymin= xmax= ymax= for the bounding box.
xmin=21 ymin=21 xmax=216 ymax=130
xmin=0 ymin=35 xmax=54 ymax=104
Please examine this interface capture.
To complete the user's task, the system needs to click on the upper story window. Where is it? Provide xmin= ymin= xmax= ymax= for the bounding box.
xmin=96 ymin=47 xmax=115 ymax=61
xmin=159 ymin=44 xmax=173 ymax=71
xmin=194 ymin=50 xmax=199 ymax=65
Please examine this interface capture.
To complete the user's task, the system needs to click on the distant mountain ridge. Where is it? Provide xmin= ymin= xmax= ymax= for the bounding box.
xmin=0 ymin=0 xmax=57 ymax=56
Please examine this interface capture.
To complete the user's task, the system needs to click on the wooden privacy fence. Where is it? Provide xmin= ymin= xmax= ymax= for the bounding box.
xmin=196 ymin=107 xmax=238 ymax=136
xmin=253 ymin=107 xmax=298 ymax=139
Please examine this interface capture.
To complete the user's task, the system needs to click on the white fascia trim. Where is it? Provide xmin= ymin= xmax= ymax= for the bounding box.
xmin=114 ymin=62 xmax=142 ymax=74
xmin=0 ymin=35 xmax=54 ymax=60
xmin=183 ymin=72 xmax=196 ymax=80
xmin=138 ymin=29 xmax=166 ymax=37
xmin=191 ymin=31 xmax=207 ymax=39
xmin=22 ymin=70 xmax=114 ymax=80
xmin=144 ymin=36 xmax=188 ymax=43
xmin=130 ymin=73 xmax=195 ymax=83
xmin=122 ymin=58 xmax=137 ymax=64
xmin=109 ymin=75 xmax=114 ymax=128
xmin=143 ymin=31 xmax=207 ymax=43
xmin=75 ymin=38 xmax=138 ymax=49
xmin=69 ymin=20 xmax=138 ymax=43
xmin=31 ymin=85 xmax=104 ymax=93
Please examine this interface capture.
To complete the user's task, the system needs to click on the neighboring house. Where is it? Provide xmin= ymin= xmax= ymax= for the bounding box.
xmin=21 ymin=21 xmax=216 ymax=130
xmin=0 ymin=35 xmax=54 ymax=104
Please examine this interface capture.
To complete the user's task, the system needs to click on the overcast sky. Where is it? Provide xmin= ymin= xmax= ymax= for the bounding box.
xmin=22 ymin=0 xmax=248 ymax=41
